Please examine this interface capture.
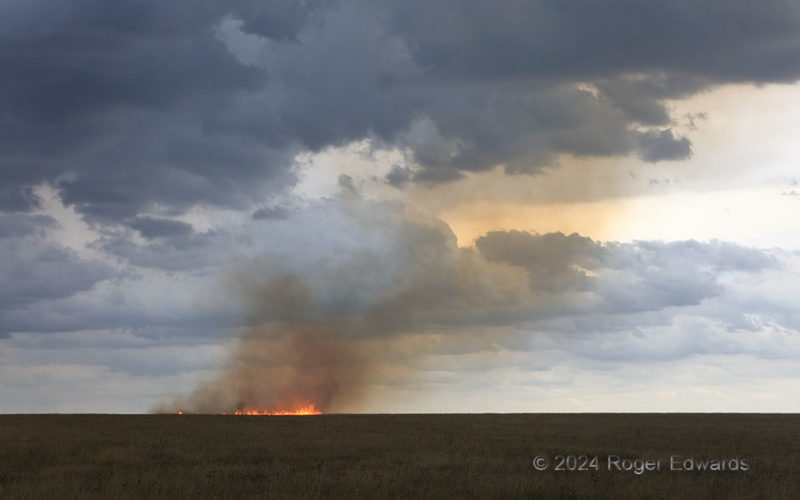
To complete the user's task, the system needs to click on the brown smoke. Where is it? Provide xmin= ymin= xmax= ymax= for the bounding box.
xmin=153 ymin=200 xmax=599 ymax=414
xmin=154 ymin=274 xmax=376 ymax=413
xmin=171 ymin=323 xmax=367 ymax=413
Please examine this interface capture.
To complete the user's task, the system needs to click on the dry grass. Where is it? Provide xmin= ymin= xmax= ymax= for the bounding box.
xmin=0 ymin=414 xmax=798 ymax=499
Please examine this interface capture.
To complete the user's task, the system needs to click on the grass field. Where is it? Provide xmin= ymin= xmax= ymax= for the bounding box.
xmin=0 ymin=414 xmax=798 ymax=499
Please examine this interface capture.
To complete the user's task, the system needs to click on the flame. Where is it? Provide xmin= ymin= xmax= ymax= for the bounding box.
xmin=175 ymin=403 xmax=322 ymax=415
xmin=226 ymin=403 xmax=322 ymax=415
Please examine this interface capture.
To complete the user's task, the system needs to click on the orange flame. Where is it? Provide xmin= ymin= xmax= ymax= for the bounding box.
xmin=225 ymin=403 xmax=322 ymax=415
xmin=176 ymin=403 xmax=322 ymax=415
xmin=227 ymin=403 xmax=322 ymax=415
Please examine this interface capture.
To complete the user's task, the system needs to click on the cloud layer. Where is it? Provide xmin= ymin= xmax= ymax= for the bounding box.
xmin=1 ymin=195 xmax=796 ymax=411
xmin=139 ymin=199 xmax=784 ymax=412
xmin=3 ymin=0 xmax=800 ymax=220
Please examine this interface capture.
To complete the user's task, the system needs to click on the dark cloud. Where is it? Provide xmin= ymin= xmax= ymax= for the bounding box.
xmin=96 ymin=229 xmax=225 ymax=271
xmin=0 ymin=185 xmax=41 ymax=212
xmin=476 ymin=230 xmax=775 ymax=311
xmin=235 ymin=0 xmax=336 ymax=42
xmin=0 ymin=249 xmax=245 ymax=334
xmin=127 ymin=217 xmax=194 ymax=240
xmin=594 ymin=74 xmax=708 ymax=126
xmin=0 ymin=214 xmax=58 ymax=239
xmin=0 ymin=233 xmax=112 ymax=314
xmin=476 ymin=231 xmax=605 ymax=292
xmin=337 ymin=174 xmax=361 ymax=199
xmin=252 ymin=206 xmax=291 ymax=220
xmin=385 ymin=164 xmax=412 ymax=187
xmin=385 ymin=0 xmax=800 ymax=82
xmin=3 ymin=0 xmax=800 ymax=221
xmin=0 ymin=0 xmax=292 ymax=222
xmin=635 ymin=129 xmax=692 ymax=163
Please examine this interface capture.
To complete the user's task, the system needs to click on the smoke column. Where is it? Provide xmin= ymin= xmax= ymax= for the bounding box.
xmin=151 ymin=191 xmax=627 ymax=414
xmin=153 ymin=198 xmax=538 ymax=413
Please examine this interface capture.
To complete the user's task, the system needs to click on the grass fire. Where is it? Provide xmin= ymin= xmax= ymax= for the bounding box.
xmin=177 ymin=404 xmax=322 ymax=416
xmin=223 ymin=404 xmax=322 ymax=416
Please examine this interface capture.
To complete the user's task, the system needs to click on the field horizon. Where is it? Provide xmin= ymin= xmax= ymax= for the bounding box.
xmin=1 ymin=413 xmax=797 ymax=499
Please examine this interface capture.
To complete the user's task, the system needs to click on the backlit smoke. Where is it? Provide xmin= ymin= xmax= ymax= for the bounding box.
xmin=152 ymin=189 xmax=768 ymax=414
xmin=154 ymin=198 xmax=533 ymax=413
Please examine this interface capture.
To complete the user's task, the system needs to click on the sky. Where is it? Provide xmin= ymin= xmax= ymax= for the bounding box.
xmin=1 ymin=0 xmax=800 ymax=413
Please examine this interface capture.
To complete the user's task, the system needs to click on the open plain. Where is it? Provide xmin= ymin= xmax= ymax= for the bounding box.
xmin=0 ymin=413 xmax=798 ymax=499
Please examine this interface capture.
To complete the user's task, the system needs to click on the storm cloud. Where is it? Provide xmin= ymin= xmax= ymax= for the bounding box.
xmin=3 ymin=0 xmax=800 ymax=221
xmin=0 ymin=215 xmax=113 ymax=329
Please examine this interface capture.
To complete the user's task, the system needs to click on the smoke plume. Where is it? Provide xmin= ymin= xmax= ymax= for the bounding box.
xmin=153 ymin=198 xmax=533 ymax=413
xmin=152 ymin=191 xmax=768 ymax=414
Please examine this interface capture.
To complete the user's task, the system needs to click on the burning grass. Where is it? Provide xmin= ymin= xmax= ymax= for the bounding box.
xmin=221 ymin=403 xmax=322 ymax=416
xmin=0 ymin=413 xmax=798 ymax=499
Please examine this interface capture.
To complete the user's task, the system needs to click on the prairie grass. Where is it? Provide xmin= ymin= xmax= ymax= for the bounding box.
xmin=0 ymin=414 xmax=797 ymax=499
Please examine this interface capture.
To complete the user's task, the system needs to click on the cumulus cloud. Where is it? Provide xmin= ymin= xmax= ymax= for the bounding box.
xmin=127 ymin=217 xmax=194 ymax=240
xmin=636 ymin=129 xmax=692 ymax=163
xmin=6 ymin=198 xmax=776 ymax=339
xmin=252 ymin=206 xmax=291 ymax=220
xmin=0 ymin=215 xmax=114 ymax=330
xmin=95 ymin=229 xmax=224 ymax=271
xmin=0 ymin=214 xmax=58 ymax=238
xmin=3 ymin=0 xmax=800 ymax=222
